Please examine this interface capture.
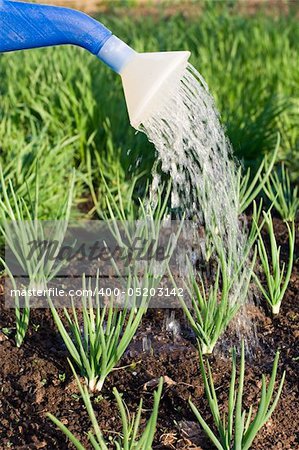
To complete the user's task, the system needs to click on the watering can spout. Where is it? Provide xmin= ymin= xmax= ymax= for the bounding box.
xmin=98 ymin=36 xmax=190 ymax=127
xmin=0 ymin=1 xmax=190 ymax=127
xmin=119 ymin=50 xmax=190 ymax=128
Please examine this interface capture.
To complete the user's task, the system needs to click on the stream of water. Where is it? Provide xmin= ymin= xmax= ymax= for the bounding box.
xmin=140 ymin=63 xmax=253 ymax=345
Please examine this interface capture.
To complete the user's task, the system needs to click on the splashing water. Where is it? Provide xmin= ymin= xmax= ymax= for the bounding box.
xmin=140 ymin=64 xmax=246 ymax=271
xmin=140 ymin=63 xmax=254 ymax=344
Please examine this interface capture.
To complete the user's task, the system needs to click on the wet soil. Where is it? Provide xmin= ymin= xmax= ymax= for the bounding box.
xmin=0 ymin=217 xmax=298 ymax=450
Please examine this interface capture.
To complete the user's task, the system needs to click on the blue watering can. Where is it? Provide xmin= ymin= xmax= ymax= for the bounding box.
xmin=0 ymin=1 xmax=190 ymax=127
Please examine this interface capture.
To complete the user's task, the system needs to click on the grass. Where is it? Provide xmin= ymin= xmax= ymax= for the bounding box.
xmin=253 ymin=212 xmax=295 ymax=315
xmin=48 ymin=361 xmax=163 ymax=449
xmin=190 ymin=341 xmax=285 ymax=450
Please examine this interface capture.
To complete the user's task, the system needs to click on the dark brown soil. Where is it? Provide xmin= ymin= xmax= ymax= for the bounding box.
xmin=0 ymin=217 xmax=298 ymax=450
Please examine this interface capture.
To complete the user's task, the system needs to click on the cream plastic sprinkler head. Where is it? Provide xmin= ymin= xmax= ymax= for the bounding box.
xmin=98 ymin=36 xmax=191 ymax=128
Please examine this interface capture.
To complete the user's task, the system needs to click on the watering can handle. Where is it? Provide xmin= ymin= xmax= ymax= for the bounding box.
xmin=0 ymin=0 xmax=112 ymax=54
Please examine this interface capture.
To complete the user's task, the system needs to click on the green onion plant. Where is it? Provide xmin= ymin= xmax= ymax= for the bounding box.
xmin=245 ymin=199 xmax=276 ymax=254
xmin=104 ymin=182 xmax=177 ymax=257
xmin=246 ymin=199 xmax=264 ymax=249
xmin=237 ymin=134 xmax=279 ymax=214
xmin=50 ymin=273 xmax=151 ymax=392
xmin=253 ymin=212 xmax=295 ymax=315
xmin=98 ymin=180 xmax=184 ymax=300
xmin=50 ymin=178 xmax=181 ymax=391
xmin=263 ymin=162 xmax=299 ymax=221
xmin=190 ymin=341 xmax=285 ymax=450
xmin=84 ymin=118 xmax=149 ymax=218
xmin=0 ymin=167 xmax=75 ymax=289
xmin=171 ymin=246 xmax=256 ymax=355
xmin=48 ymin=361 xmax=163 ymax=449
xmin=0 ymin=168 xmax=74 ymax=346
xmin=1 ymin=265 xmax=30 ymax=347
